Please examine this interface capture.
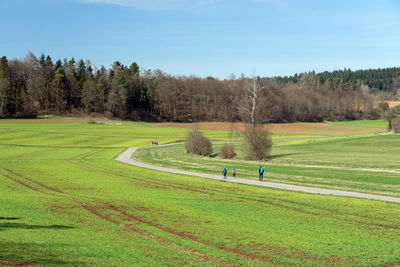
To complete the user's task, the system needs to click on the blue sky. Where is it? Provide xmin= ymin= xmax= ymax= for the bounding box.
xmin=1 ymin=0 xmax=400 ymax=78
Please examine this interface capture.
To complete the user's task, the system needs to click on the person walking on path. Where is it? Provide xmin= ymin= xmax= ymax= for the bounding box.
xmin=232 ymin=168 xmax=236 ymax=179
xmin=258 ymin=166 xmax=264 ymax=181
xmin=223 ymin=167 xmax=227 ymax=181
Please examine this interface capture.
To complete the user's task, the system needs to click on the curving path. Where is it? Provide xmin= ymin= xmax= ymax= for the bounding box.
xmin=115 ymin=147 xmax=400 ymax=204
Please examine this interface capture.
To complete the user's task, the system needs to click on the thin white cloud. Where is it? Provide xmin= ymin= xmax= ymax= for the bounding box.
xmin=78 ymin=0 xmax=286 ymax=9
xmin=198 ymin=0 xmax=224 ymax=6
xmin=78 ymin=0 xmax=182 ymax=9
xmin=252 ymin=0 xmax=287 ymax=7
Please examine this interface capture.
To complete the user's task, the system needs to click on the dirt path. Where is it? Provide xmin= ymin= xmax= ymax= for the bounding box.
xmin=115 ymin=147 xmax=400 ymax=204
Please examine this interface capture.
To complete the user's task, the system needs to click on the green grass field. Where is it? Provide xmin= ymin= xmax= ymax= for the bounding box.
xmin=134 ymin=121 xmax=400 ymax=197
xmin=1 ymin=118 xmax=400 ymax=266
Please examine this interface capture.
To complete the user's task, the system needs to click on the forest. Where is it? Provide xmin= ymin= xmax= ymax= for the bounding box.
xmin=275 ymin=68 xmax=400 ymax=92
xmin=0 ymin=52 xmax=398 ymax=122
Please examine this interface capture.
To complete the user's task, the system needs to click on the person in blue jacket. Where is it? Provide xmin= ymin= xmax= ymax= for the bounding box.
xmin=222 ymin=167 xmax=227 ymax=180
xmin=258 ymin=166 xmax=264 ymax=181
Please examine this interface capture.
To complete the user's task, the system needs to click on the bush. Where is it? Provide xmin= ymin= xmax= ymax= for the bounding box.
xmin=185 ymin=129 xmax=212 ymax=156
xmin=242 ymin=124 xmax=272 ymax=161
xmin=104 ymin=111 xmax=114 ymax=120
xmin=220 ymin=143 xmax=236 ymax=159
xmin=382 ymin=110 xmax=397 ymax=131
xmin=393 ymin=117 xmax=400 ymax=133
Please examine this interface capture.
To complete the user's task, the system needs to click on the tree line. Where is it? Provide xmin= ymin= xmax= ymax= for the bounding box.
xmin=275 ymin=67 xmax=400 ymax=93
xmin=0 ymin=52 xmax=390 ymax=122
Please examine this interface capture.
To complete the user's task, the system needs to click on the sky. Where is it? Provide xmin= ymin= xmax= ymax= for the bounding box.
xmin=1 ymin=0 xmax=400 ymax=79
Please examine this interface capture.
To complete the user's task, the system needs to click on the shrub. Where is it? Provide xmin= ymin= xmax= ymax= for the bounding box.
xmin=393 ymin=117 xmax=400 ymax=133
xmin=185 ymin=129 xmax=212 ymax=156
xmin=382 ymin=110 xmax=397 ymax=131
xmin=220 ymin=143 xmax=236 ymax=159
xmin=104 ymin=111 xmax=114 ymax=120
xmin=242 ymin=124 xmax=272 ymax=161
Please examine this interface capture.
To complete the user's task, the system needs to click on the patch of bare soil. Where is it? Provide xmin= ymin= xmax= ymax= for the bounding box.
xmin=0 ymin=258 xmax=38 ymax=267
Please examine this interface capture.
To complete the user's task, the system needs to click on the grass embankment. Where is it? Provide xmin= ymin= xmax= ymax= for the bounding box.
xmin=1 ymin=118 xmax=400 ymax=266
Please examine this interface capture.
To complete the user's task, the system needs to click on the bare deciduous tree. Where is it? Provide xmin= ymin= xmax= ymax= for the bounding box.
xmin=242 ymin=124 xmax=272 ymax=161
xmin=239 ymin=72 xmax=263 ymax=126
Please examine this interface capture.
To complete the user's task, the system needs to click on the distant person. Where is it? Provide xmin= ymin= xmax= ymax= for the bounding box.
xmin=223 ymin=167 xmax=227 ymax=180
xmin=258 ymin=166 xmax=264 ymax=181
xmin=232 ymin=168 xmax=236 ymax=179
xmin=152 ymin=141 xmax=154 ymax=146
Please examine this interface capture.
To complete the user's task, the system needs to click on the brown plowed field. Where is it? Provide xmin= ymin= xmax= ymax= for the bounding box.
xmin=155 ymin=122 xmax=329 ymax=133
xmin=374 ymin=101 xmax=400 ymax=108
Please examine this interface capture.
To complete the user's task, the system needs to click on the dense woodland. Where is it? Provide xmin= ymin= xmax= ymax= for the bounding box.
xmin=276 ymin=68 xmax=400 ymax=93
xmin=0 ymin=52 xmax=398 ymax=122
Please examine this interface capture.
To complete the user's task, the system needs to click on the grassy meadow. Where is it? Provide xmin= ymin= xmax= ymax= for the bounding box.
xmin=134 ymin=120 xmax=400 ymax=196
xmin=1 ymin=118 xmax=400 ymax=266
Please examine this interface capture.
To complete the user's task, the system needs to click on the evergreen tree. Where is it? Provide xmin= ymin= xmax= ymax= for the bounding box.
xmin=52 ymin=65 xmax=67 ymax=113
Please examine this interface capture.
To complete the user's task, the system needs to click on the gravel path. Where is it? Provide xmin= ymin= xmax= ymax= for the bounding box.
xmin=115 ymin=147 xmax=400 ymax=204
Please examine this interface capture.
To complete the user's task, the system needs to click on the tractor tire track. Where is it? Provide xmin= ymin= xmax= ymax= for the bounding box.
xmin=0 ymin=165 xmax=275 ymax=264
xmin=0 ymin=257 xmax=38 ymax=267
xmin=75 ymin=149 xmax=105 ymax=160
xmin=3 ymin=166 xmax=393 ymax=265
xmin=97 ymin=200 xmax=272 ymax=264
xmin=76 ymin=160 xmax=400 ymax=230
xmin=11 ymin=161 xmax=396 ymax=231
xmin=69 ymin=160 xmax=214 ymax=196
xmin=81 ymin=149 xmax=105 ymax=159
xmin=84 ymin=158 xmax=399 ymax=225
xmin=74 ymin=149 xmax=98 ymax=159
xmin=0 ymin=168 xmax=233 ymax=266
xmin=0 ymin=172 xmax=44 ymax=194
xmin=72 ymin=199 xmax=233 ymax=267
xmin=0 ymin=167 xmax=62 ymax=193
